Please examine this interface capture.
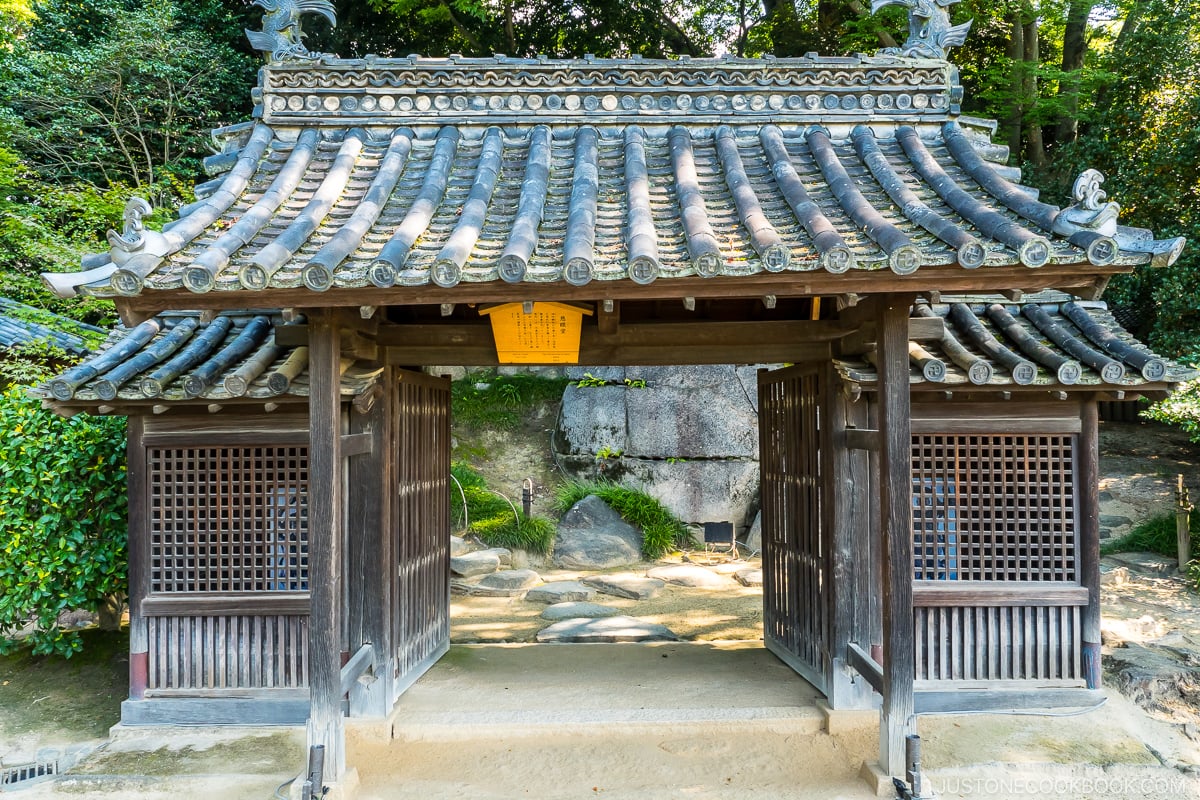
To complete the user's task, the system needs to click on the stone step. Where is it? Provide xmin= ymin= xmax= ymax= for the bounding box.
xmin=390 ymin=704 xmax=827 ymax=742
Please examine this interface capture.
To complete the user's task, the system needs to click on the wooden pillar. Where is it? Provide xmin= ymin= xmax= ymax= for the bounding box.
xmin=126 ymin=417 xmax=149 ymax=701
xmin=877 ymin=295 xmax=916 ymax=774
xmin=346 ymin=371 xmax=394 ymax=716
xmin=1079 ymin=396 xmax=1101 ymax=689
xmin=307 ymin=309 xmax=345 ymax=780
xmin=824 ymin=364 xmax=873 ymax=708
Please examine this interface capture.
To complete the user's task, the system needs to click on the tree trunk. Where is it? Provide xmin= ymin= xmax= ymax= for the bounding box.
xmin=1006 ymin=12 xmax=1025 ymax=160
xmin=1023 ymin=14 xmax=1048 ymax=168
xmin=1056 ymin=0 xmax=1092 ymax=145
xmin=97 ymin=592 xmax=125 ymax=631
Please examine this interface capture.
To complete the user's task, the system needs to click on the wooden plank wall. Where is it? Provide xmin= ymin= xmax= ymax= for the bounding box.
xmin=391 ymin=370 xmax=451 ymax=699
xmin=146 ymin=614 xmax=309 ymax=690
xmin=758 ymin=364 xmax=829 ymax=692
xmin=138 ymin=413 xmax=314 ymax=696
xmin=908 ymin=402 xmax=1088 ymax=691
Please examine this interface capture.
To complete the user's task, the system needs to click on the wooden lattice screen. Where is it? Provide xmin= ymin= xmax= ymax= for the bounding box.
xmin=148 ymin=446 xmax=309 ymax=593
xmin=911 ymin=434 xmax=1077 ymax=583
xmin=910 ymin=432 xmax=1085 ymax=686
xmin=144 ymin=444 xmax=310 ymax=690
xmin=759 ymin=365 xmax=829 ymax=691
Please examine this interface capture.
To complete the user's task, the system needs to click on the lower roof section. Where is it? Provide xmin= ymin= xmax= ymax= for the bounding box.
xmin=833 ymin=296 xmax=1196 ymax=393
xmin=35 ymin=294 xmax=1194 ymax=414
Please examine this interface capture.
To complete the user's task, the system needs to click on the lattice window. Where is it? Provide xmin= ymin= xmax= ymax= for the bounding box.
xmin=911 ymin=434 xmax=1077 ymax=581
xmin=148 ymin=446 xmax=309 ymax=593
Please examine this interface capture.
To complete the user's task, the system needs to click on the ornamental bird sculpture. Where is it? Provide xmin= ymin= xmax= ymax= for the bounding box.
xmin=245 ymin=0 xmax=337 ymax=62
xmin=871 ymin=0 xmax=973 ymax=60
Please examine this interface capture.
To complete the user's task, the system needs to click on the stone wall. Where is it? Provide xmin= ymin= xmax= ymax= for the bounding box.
xmin=553 ymin=365 xmax=772 ymax=535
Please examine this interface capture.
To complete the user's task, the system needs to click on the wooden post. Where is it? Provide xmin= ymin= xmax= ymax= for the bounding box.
xmin=346 ymin=366 xmax=394 ymax=716
xmin=877 ymin=295 xmax=916 ymax=775
xmin=126 ymin=417 xmax=149 ymax=701
xmin=1177 ymin=475 xmax=1193 ymax=575
xmin=307 ymin=309 xmax=345 ymax=780
xmin=824 ymin=364 xmax=874 ymax=709
xmin=1079 ymin=397 xmax=1101 ymax=689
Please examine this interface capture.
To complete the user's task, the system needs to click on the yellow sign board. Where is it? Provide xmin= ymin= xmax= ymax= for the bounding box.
xmin=479 ymin=302 xmax=593 ymax=364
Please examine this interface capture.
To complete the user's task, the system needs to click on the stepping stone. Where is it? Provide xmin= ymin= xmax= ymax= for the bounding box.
xmin=540 ymin=602 xmax=620 ymax=621
xmin=1107 ymin=551 xmax=1178 ymax=577
xmin=525 ymin=581 xmax=595 ymax=604
xmin=710 ymin=561 xmax=750 ymax=575
xmin=1100 ymin=564 xmax=1130 ymax=587
xmin=450 ymin=536 xmax=472 ymax=557
xmin=477 ymin=547 xmax=513 ymax=567
xmin=536 ymin=616 xmax=678 ymax=643
xmin=734 ymin=568 xmax=763 ymax=587
xmin=647 ymin=564 xmax=729 ymax=589
xmin=583 ymin=574 xmax=665 ymax=600
xmin=470 ymin=569 xmax=542 ymax=597
xmin=451 ymin=551 xmax=501 ymax=577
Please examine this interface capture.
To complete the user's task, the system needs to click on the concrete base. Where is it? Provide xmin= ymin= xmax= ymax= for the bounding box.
xmin=816 ymin=699 xmax=879 ymax=735
xmin=859 ymin=761 xmax=896 ymax=797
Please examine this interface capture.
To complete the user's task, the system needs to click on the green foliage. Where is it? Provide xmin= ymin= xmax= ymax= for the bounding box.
xmin=555 ymin=479 xmax=691 ymax=558
xmin=575 ymin=373 xmax=647 ymax=388
xmin=1143 ymin=379 xmax=1200 ymax=443
xmin=0 ymin=341 xmax=77 ymax=386
xmin=451 ymin=372 xmax=571 ymax=431
xmin=449 ymin=462 xmax=555 ymax=553
xmin=0 ymin=388 xmax=127 ymax=657
xmin=594 ymin=446 xmax=623 ymax=460
xmin=1099 ymin=512 xmax=1199 ymax=559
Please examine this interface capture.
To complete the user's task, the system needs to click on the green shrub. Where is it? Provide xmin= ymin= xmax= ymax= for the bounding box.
xmin=449 ymin=462 xmax=555 ymax=554
xmin=451 ymin=372 xmax=571 ymax=432
xmin=1143 ymin=377 xmax=1200 ymax=444
xmin=1100 ymin=512 xmax=1200 ymax=560
xmin=555 ymin=480 xmax=691 ymax=559
xmin=0 ymin=388 xmax=127 ymax=656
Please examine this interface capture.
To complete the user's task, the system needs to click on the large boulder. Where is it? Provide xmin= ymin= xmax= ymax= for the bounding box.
xmin=553 ymin=495 xmax=643 ymax=569
xmin=536 ymin=616 xmax=678 ymax=643
xmin=552 ymin=385 xmax=627 ymax=456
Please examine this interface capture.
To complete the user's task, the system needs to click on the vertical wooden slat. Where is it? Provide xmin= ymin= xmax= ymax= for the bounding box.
xmin=1079 ymin=399 xmax=1101 ymax=688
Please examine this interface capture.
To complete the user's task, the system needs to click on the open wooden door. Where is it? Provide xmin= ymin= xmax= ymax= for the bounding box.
xmin=391 ymin=369 xmax=452 ymax=700
xmin=758 ymin=365 xmax=831 ymax=694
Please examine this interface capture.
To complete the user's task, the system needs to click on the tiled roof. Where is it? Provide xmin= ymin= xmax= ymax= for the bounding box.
xmin=33 ymin=312 xmax=381 ymax=405
xmin=0 ymin=297 xmax=103 ymax=356
xmin=834 ymin=295 xmax=1197 ymax=390
xmin=41 ymin=56 xmax=1184 ymax=300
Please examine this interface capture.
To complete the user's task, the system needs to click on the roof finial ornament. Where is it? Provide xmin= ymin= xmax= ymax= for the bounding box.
xmin=107 ymin=197 xmax=153 ymax=253
xmin=1054 ymin=169 xmax=1121 ymax=237
xmin=245 ymin=0 xmax=337 ymax=62
xmin=871 ymin=0 xmax=973 ymax=60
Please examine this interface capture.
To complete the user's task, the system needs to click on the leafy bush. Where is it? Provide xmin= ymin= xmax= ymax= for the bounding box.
xmin=555 ymin=480 xmax=691 ymax=559
xmin=450 ymin=372 xmax=571 ymax=432
xmin=1100 ymin=512 xmax=1199 ymax=560
xmin=1143 ymin=378 xmax=1200 ymax=444
xmin=449 ymin=462 xmax=555 ymax=554
xmin=0 ymin=388 xmax=127 ymax=656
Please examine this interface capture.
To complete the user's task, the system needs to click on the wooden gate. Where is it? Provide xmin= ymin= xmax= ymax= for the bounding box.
xmin=391 ymin=370 xmax=452 ymax=699
xmin=758 ymin=365 xmax=830 ymax=692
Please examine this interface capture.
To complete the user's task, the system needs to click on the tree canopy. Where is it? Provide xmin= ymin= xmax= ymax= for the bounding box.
xmin=0 ymin=0 xmax=1196 ymax=356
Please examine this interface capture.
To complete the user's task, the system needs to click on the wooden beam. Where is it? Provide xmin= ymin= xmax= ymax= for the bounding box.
xmin=914 ymin=688 xmax=1104 ymax=715
xmin=844 ymin=427 xmax=880 ymax=451
xmin=307 ymin=308 xmax=345 ymax=780
xmin=877 ymin=294 xmax=916 ymax=776
xmin=339 ymin=644 xmax=376 ymax=698
xmin=140 ymin=594 xmax=310 ymax=616
xmin=112 ymin=265 xmax=1134 ymax=319
xmin=912 ymin=584 xmax=1089 ymax=607
xmin=340 ymin=432 xmax=373 ymax=457
xmin=597 ymin=299 xmax=620 ymax=335
xmin=372 ymin=320 xmax=841 ymax=366
xmin=847 ymin=642 xmax=884 ymax=695
xmin=1079 ymin=397 xmax=1102 ymax=689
